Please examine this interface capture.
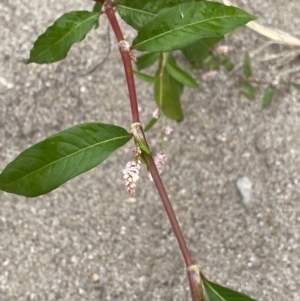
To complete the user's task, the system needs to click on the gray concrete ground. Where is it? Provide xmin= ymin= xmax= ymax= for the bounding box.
xmin=0 ymin=1 xmax=299 ymax=300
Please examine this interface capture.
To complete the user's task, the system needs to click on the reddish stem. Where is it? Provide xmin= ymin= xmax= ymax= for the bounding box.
xmin=103 ymin=0 xmax=193 ymax=274
xmin=104 ymin=1 xmax=140 ymax=123
xmin=148 ymin=155 xmax=193 ymax=266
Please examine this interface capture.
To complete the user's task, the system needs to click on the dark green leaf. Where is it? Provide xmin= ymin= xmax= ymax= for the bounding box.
xmin=136 ymin=52 xmax=160 ymax=70
xmin=243 ymin=54 xmax=252 ymax=77
xmin=117 ymin=0 xmax=206 ymax=30
xmin=93 ymin=2 xmax=102 ymax=12
xmin=203 ymin=279 xmax=259 ymax=301
xmin=240 ymin=82 xmax=255 ymax=99
xmin=132 ymin=2 xmax=256 ymax=52
xmin=0 ymin=123 xmax=131 ymax=197
xmin=144 ymin=117 xmax=159 ymax=132
xmin=134 ymin=71 xmax=156 ymax=83
xmin=168 ymin=54 xmax=185 ymax=96
xmin=166 ymin=61 xmax=199 ymax=88
xmin=27 ymin=11 xmax=99 ymax=64
xmin=155 ymin=54 xmax=183 ymax=120
xmin=92 ymin=2 xmax=102 ymax=29
xmin=262 ymin=85 xmax=275 ymax=108
xmin=181 ymin=36 xmax=223 ymax=61
xmin=292 ymin=83 xmax=300 ymax=91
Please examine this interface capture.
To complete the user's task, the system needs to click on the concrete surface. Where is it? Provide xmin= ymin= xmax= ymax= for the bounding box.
xmin=0 ymin=1 xmax=299 ymax=300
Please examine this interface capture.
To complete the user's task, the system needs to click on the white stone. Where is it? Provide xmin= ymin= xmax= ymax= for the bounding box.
xmin=236 ymin=176 xmax=253 ymax=207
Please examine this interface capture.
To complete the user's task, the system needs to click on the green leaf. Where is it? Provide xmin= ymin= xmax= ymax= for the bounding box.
xmin=166 ymin=60 xmax=199 ymax=88
xmin=136 ymin=52 xmax=160 ymax=70
xmin=292 ymin=83 xmax=300 ymax=91
xmin=0 ymin=123 xmax=131 ymax=197
xmin=181 ymin=36 xmax=223 ymax=61
xmin=134 ymin=71 xmax=156 ymax=83
xmin=27 ymin=11 xmax=99 ymax=64
xmin=243 ymin=54 xmax=252 ymax=77
xmin=92 ymin=2 xmax=102 ymax=29
xmin=222 ymin=58 xmax=235 ymax=71
xmin=203 ymin=279 xmax=259 ymax=301
xmin=155 ymin=54 xmax=184 ymax=120
xmin=144 ymin=117 xmax=159 ymax=132
xmin=93 ymin=2 xmax=102 ymax=12
xmin=240 ymin=82 xmax=255 ymax=99
xmin=117 ymin=0 xmax=206 ymax=30
xmin=262 ymin=85 xmax=275 ymax=108
xmin=132 ymin=2 xmax=256 ymax=52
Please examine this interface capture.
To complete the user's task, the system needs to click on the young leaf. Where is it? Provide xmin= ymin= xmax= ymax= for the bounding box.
xmin=0 ymin=123 xmax=131 ymax=197
xmin=262 ymin=85 xmax=275 ymax=108
xmin=132 ymin=2 xmax=256 ymax=52
xmin=222 ymin=58 xmax=235 ymax=71
xmin=136 ymin=53 xmax=160 ymax=70
xmin=134 ymin=71 xmax=156 ymax=83
xmin=27 ymin=11 xmax=99 ymax=64
xmin=155 ymin=54 xmax=184 ymax=121
xmin=181 ymin=36 xmax=224 ymax=62
xmin=117 ymin=0 xmax=206 ymax=30
xmin=240 ymin=82 xmax=255 ymax=99
xmin=203 ymin=279 xmax=259 ymax=301
xmin=144 ymin=117 xmax=159 ymax=132
xmin=243 ymin=54 xmax=252 ymax=78
xmin=166 ymin=60 xmax=199 ymax=88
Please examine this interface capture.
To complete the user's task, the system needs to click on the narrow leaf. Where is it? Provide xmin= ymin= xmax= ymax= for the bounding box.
xmin=203 ymin=279 xmax=259 ymax=301
xmin=27 ymin=11 xmax=99 ymax=64
xmin=262 ymin=85 xmax=275 ymax=108
xmin=93 ymin=2 xmax=102 ymax=12
xmin=136 ymin=53 xmax=160 ymax=70
xmin=243 ymin=54 xmax=252 ymax=77
xmin=117 ymin=0 xmax=206 ymax=30
xmin=144 ymin=117 xmax=158 ymax=132
xmin=240 ymin=82 xmax=255 ymax=99
xmin=92 ymin=2 xmax=102 ymax=29
xmin=155 ymin=54 xmax=184 ymax=120
xmin=132 ymin=2 xmax=256 ymax=52
xmin=166 ymin=61 xmax=199 ymax=88
xmin=222 ymin=58 xmax=235 ymax=71
xmin=181 ymin=36 xmax=224 ymax=61
xmin=134 ymin=71 xmax=156 ymax=83
xmin=292 ymin=83 xmax=300 ymax=91
xmin=0 ymin=123 xmax=131 ymax=197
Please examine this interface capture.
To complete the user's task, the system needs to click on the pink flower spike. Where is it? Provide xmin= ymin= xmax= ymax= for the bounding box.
xmin=162 ymin=125 xmax=173 ymax=136
xmin=148 ymin=152 xmax=167 ymax=181
xmin=152 ymin=108 xmax=160 ymax=119
xmin=132 ymin=147 xmax=141 ymax=157
xmin=291 ymin=76 xmax=300 ymax=85
xmin=201 ymin=70 xmax=217 ymax=81
xmin=213 ymin=45 xmax=235 ymax=56
xmin=123 ymin=160 xmax=141 ymax=195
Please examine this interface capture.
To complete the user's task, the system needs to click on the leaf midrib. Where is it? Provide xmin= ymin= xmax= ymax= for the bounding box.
xmin=117 ymin=4 xmax=156 ymax=17
xmin=204 ymin=282 xmax=227 ymax=301
xmin=134 ymin=14 xmax=249 ymax=49
xmin=2 ymin=134 xmax=129 ymax=188
xmin=35 ymin=12 xmax=98 ymax=61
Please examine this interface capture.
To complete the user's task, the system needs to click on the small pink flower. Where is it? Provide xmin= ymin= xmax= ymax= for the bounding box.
xmin=152 ymin=108 xmax=160 ymax=119
xmin=148 ymin=152 xmax=166 ymax=181
xmin=131 ymin=147 xmax=141 ymax=157
xmin=123 ymin=160 xmax=141 ymax=195
xmin=213 ymin=45 xmax=235 ymax=56
xmin=291 ymin=76 xmax=300 ymax=85
xmin=162 ymin=125 xmax=173 ymax=136
xmin=201 ymin=70 xmax=217 ymax=81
